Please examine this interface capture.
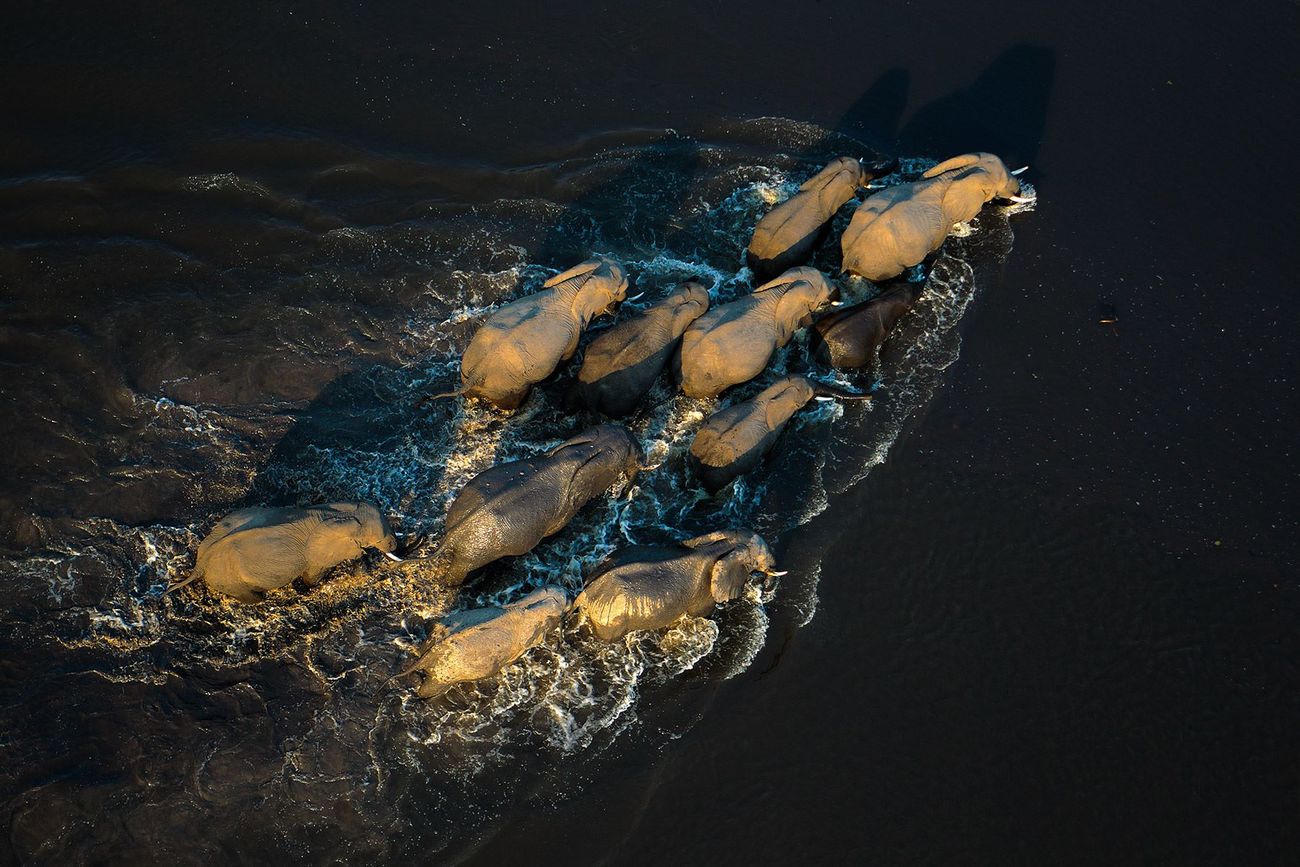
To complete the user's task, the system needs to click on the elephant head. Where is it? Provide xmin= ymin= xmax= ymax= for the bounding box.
xmin=680 ymin=529 xmax=780 ymax=600
xmin=325 ymin=502 xmax=399 ymax=555
xmin=921 ymin=152 xmax=1026 ymax=225
xmin=841 ymin=154 xmax=1031 ymax=281
xmin=677 ymin=266 xmax=840 ymax=398
xmin=172 ymin=502 xmax=399 ymax=603
xmin=569 ymin=278 xmax=711 ymax=416
xmin=425 ymin=255 xmax=630 ymax=410
xmin=689 ymin=374 xmax=871 ymax=492
xmin=541 ymin=256 xmax=630 ymax=325
xmin=575 ymin=529 xmax=781 ymax=640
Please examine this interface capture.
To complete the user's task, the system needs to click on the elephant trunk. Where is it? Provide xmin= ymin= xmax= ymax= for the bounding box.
xmin=811 ymin=382 xmax=873 ymax=402
xmin=860 ymin=155 xmax=899 ymax=179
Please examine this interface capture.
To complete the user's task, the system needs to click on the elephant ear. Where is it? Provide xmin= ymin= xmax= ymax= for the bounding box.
xmin=772 ymin=280 xmax=820 ymax=340
xmin=922 ymin=154 xmax=981 ymax=179
xmin=762 ymin=378 xmax=813 ymax=430
xmin=543 ymin=259 xmax=600 ymax=290
xmin=708 ymin=547 xmax=753 ymax=604
xmin=319 ymin=511 xmax=362 ymax=530
xmin=545 ymin=431 xmax=598 ymax=457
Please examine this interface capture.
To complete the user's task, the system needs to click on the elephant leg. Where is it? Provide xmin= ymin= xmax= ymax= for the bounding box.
xmin=301 ymin=566 xmax=328 ymax=586
xmin=227 ymin=584 xmax=265 ymax=604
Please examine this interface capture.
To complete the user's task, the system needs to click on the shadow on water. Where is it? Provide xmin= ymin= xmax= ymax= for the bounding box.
xmin=835 ymin=44 xmax=1056 ymax=169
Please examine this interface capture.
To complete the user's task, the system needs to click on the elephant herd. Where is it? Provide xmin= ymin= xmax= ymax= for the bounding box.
xmin=169 ymin=151 xmax=1033 ymax=701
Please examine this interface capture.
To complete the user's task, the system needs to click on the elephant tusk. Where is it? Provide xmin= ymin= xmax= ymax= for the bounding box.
xmin=764 ymin=570 xmax=789 ymax=577
xmin=866 ymin=182 xmax=887 ymax=190
xmin=382 ymin=551 xmax=405 ymax=563
xmin=626 ymin=292 xmax=645 ymax=301
xmin=1011 ymin=166 xmax=1029 ymax=175
xmin=1008 ymin=195 xmax=1036 ymax=203
xmin=830 ymin=301 xmax=843 ymax=307
xmin=815 ymin=395 xmax=836 ymax=402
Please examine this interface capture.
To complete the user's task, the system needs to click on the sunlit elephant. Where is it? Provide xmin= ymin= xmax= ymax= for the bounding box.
xmin=811 ymin=280 xmax=925 ymax=368
xmin=689 ymin=375 xmax=871 ymax=492
xmin=747 ymin=156 xmax=898 ymax=284
xmin=574 ymin=530 xmax=783 ymax=641
xmin=841 ymin=153 xmax=1032 ymax=280
xmin=568 ymin=279 xmax=710 ymax=416
xmin=409 ymin=425 xmax=644 ymax=586
xmin=676 ymin=266 xmax=839 ymax=398
xmin=398 ymin=586 xmax=566 ymax=699
xmin=424 ymin=256 xmax=630 ymax=410
xmin=171 ymin=502 xmax=399 ymax=603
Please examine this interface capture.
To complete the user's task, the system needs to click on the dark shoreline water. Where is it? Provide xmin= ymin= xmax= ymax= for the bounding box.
xmin=2 ymin=1 xmax=1298 ymax=864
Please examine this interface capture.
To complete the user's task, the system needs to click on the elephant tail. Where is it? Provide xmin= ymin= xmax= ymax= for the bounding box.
xmin=164 ymin=569 xmax=203 ymax=596
xmin=414 ymin=388 xmax=464 ymax=409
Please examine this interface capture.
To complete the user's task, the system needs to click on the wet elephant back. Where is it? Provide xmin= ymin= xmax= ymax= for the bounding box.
xmin=444 ymin=458 xmax=541 ymax=532
xmin=679 ymin=293 xmax=778 ymax=395
xmin=581 ymin=546 xmax=705 ymax=636
xmin=580 ymin=304 xmax=677 ymax=379
xmin=537 ymin=442 xmax=627 ymax=533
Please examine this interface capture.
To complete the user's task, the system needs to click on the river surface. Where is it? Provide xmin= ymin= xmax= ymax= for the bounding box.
xmin=1 ymin=1 xmax=1296 ymax=865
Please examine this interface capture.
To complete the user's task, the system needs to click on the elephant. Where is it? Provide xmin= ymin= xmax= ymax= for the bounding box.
xmin=397 ymin=586 xmax=567 ymax=699
xmin=574 ymin=530 xmax=783 ymax=641
xmin=676 ymin=266 xmax=839 ymax=398
xmin=410 ymin=425 xmax=644 ymax=586
xmin=568 ymin=279 xmax=710 ymax=417
xmin=424 ymin=256 xmax=630 ymax=410
xmin=747 ymin=156 xmax=898 ymax=284
xmin=840 ymin=153 xmax=1032 ymax=281
xmin=689 ymin=375 xmax=871 ymax=493
xmin=810 ymin=280 xmax=925 ymax=369
xmin=170 ymin=502 xmax=399 ymax=603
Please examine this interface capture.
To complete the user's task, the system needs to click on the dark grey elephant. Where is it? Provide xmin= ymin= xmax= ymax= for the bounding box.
xmin=397 ymin=586 xmax=567 ymax=698
xmin=689 ymin=375 xmax=871 ymax=492
xmin=425 ymin=256 xmax=629 ymax=410
xmin=568 ymin=279 xmax=710 ymax=416
xmin=747 ymin=156 xmax=898 ymax=284
xmin=410 ymin=425 xmax=644 ymax=586
xmin=676 ymin=266 xmax=839 ymax=398
xmin=171 ymin=502 xmax=399 ymax=603
xmin=810 ymin=280 xmax=925 ymax=369
xmin=574 ymin=530 xmax=782 ymax=641
xmin=841 ymin=153 xmax=1032 ymax=281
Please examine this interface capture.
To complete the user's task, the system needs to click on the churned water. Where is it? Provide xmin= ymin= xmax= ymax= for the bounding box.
xmin=0 ymin=120 xmax=1032 ymax=861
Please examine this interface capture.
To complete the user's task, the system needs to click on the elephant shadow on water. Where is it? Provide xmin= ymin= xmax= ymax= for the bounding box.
xmin=833 ymin=43 xmax=1056 ymax=175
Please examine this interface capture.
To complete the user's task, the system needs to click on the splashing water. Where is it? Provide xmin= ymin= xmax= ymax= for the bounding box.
xmin=0 ymin=119 xmax=1026 ymax=861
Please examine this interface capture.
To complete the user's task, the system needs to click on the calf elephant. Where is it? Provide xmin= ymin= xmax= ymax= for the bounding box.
xmin=574 ymin=530 xmax=782 ymax=641
xmin=172 ymin=502 xmax=399 ymax=603
xmin=841 ymin=153 xmax=1032 ymax=281
xmin=569 ymin=279 xmax=710 ymax=416
xmin=676 ymin=266 xmax=839 ymax=398
xmin=412 ymin=425 xmax=643 ymax=586
xmin=426 ymin=256 xmax=629 ymax=410
xmin=398 ymin=586 xmax=567 ymax=698
xmin=689 ymin=375 xmax=871 ymax=492
xmin=747 ymin=156 xmax=897 ymax=284
xmin=810 ymin=280 xmax=925 ymax=368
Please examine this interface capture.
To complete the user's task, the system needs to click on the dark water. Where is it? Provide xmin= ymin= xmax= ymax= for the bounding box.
xmin=2 ymin=1 xmax=1297 ymax=865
